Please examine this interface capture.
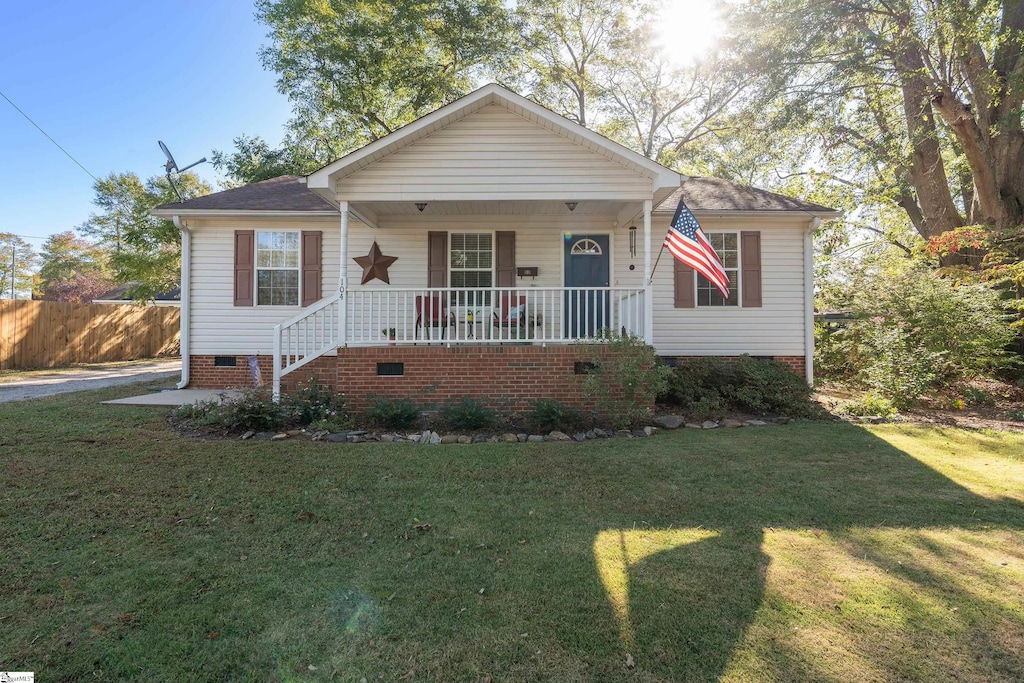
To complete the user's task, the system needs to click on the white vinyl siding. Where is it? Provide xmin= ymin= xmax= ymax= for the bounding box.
xmin=188 ymin=219 xmax=339 ymax=356
xmin=335 ymin=105 xmax=654 ymax=201
xmin=185 ymin=214 xmax=809 ymax=359
xmin=611 ymin=216 xmax=809 ymax=356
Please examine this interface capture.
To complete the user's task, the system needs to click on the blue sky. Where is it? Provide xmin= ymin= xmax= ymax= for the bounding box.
xmin=0 ymin=0 xmax=292 ymax=249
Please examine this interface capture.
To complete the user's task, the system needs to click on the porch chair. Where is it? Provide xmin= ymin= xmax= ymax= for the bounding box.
xmin=492 ymin=294 xmax=528 ymax=337
xmin=414 ymin=294 xmax=454 ymax=340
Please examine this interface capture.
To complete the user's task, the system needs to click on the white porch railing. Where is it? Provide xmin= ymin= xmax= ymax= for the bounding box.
xmin=345 ymin=287 xmax=645 ymax=345
xmin=272 ymin=291 xmax=342 ymax=400
xmin=272 ymin=286 xmax=645 ymax=398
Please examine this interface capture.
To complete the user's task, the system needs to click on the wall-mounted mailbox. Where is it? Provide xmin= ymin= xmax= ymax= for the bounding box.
xmin=516 ymin=266 xmax=539 ymax=277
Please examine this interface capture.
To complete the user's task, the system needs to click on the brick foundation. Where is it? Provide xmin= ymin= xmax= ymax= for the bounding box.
xmin=335 ymin=345 xmax=620 ymax=411
xmin=187 ymin=350 xmax=807 ymax=404
xmin=189 ymin=354 xmax=337 ymax=392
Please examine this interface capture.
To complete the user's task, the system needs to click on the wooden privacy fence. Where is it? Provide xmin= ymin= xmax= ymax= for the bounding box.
xmin=0 ymin=300 xmax=180 ymax=370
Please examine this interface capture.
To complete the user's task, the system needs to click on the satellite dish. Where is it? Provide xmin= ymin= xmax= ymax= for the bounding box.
xmin=158 ymin=140 xmax=207 ymax=201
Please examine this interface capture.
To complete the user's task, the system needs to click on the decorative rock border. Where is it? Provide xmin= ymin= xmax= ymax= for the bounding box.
xmin=238 ymin=414 xmax=794 ymax=444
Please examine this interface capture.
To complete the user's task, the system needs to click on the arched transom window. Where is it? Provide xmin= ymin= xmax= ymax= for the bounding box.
xmin=570 ymin=238 xmax=603 ymax=255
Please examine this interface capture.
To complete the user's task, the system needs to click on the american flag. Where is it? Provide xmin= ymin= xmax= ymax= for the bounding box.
xmin=664 ymin=199 xmax=730 ymax=298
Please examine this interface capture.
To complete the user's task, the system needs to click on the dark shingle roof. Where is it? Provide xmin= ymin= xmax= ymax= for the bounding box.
xmin=154 ymin=173 xmax=837 ymax=216
xmin=656 ymin=176 xmax=838 ymax=214
xmin=154 ymin=175 xmax=336 ymax=212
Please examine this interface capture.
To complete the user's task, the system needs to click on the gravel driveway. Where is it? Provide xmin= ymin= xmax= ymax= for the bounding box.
xmin=0 ymin=359 xmax=181 ymax=403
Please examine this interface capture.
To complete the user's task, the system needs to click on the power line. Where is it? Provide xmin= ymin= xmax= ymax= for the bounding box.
xmin=0 ymin=88 xmax=99 ymax=183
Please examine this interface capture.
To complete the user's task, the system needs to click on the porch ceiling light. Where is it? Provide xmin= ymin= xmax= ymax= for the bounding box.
xmin=415 ymin=202 xmax=428 ymax=212
xmin=565 ymin=201 xmax=578 ymax=212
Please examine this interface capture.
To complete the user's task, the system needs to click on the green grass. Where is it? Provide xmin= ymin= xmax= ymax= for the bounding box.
xmin=2 ymin=385 xmax=1023 ymax=682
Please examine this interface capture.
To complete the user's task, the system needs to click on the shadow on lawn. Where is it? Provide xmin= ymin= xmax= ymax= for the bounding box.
xmin=566 ymin=424 xmax=1024 ymax=681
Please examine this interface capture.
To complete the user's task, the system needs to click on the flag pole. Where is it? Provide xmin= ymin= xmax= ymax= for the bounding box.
xmin=648 ymin=241 xmax=666 ymax=285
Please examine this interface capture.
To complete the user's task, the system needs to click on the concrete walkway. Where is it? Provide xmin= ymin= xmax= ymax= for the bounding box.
xmin=0 ymin=359 xmax=182 ymax=403
xmin=103 ymin=388 xmax=242 ymax=407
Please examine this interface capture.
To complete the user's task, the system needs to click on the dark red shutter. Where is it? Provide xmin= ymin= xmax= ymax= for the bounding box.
xmin=673 ymin=260 xmax=695 ymax=308
xmin=234 ymin=230 xmax=254 ymax=307
xmin=301 ymin=231 xmax=322 ymax=306
xmin=740 ymin=231 xmax=762 ymax=308
xmin=427 ymin=231 xmax=448 ymax=287
xmin=495 ymin=231 xmax=516 ymax=287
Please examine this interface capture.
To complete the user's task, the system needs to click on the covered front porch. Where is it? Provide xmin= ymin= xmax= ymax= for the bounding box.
xmin=267 ymin=84 xmax=683 ymax=398
xmin=271 ymin=199 xmax=658 ymax=399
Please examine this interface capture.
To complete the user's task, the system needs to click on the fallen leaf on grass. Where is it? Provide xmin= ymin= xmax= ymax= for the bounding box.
xmin=626 ymin=654 xmax=635 ymax=668
xmin=414 ymin=523 xmax=431 ymax=532
xmin=298 ymin=511 xmax=315 ymax=521
xmin=89 ymin=625 xmax=106 ymax=633
xmin=399 ymin=669 xmax=415 ymax=680
xmin=206 ymin=632 xmax=220 ymax=640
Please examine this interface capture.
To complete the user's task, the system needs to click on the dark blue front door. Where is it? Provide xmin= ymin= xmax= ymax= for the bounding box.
xmin=563 ymin=234 xmax=610 ymax=338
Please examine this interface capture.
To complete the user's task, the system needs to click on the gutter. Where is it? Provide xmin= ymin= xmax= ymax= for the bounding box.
xmin=173 ymin=216 xmax=191 ymax=389
xmin=804 ymin=217 xmax=821 ymax=386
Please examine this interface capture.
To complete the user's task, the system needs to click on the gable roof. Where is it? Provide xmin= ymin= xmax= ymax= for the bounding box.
xmin=657 ymin=177 xmax=840 ymax=216
xmin=305 ymin=83 xmax=682 ymax=199
xmin=154 ymin=175 xmax=336 ymax=214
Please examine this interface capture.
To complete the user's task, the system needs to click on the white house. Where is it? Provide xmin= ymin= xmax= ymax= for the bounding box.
xmin=153 ymin=84 xmax=838 ymax=409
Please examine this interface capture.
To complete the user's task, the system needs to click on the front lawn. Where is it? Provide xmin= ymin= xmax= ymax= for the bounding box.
xmin=2 ymin=385 xmax=1023 ymax=681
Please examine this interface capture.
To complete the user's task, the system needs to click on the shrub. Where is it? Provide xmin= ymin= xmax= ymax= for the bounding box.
xmin=580 ymin=332 xmax=671 ymax=429
xmin=525 ymin=399 xmax=583 ymax=433
xmin=835 ymin=394 xmax=897 ymax=418
xmin=171 ymin=389 xmax=290 ymax=433
xmin=364 ymin=397 xmax=421 ymax=430
xmin=725 ymin=355 xmax=814 ymax=415
xmin=962 ymin=386 xmax=997 ymax=407
xmin=662 ymin=357 xmax=729 ymax=420
xmin=817 ymin=266 xmax=1014 ymax=392
xmin=440 ymin=396 xmax=496 ymax=431
xmin=859 ymin=319 xmax=939 ymax=409
xmin=283 ymin=378 xmax=348 ymax=425
xmin=661 ymin=355 xmax=815 ymax=418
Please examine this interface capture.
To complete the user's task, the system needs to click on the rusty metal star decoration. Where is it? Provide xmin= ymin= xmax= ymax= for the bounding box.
xmin=353 ymin=241 xmax=399 ymax=284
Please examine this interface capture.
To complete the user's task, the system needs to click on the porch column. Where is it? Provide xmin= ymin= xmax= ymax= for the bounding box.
xmin=339 ymin=200 xmax=349 ymax=347
xmin=642 ymin=199 xmax=654 ymax=345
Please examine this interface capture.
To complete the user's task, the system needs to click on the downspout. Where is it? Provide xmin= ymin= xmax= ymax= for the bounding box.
xmin=804 ymin=217 xmax=821 ymax=387
xmin=173 ymin=216 xmax=191 ymax=389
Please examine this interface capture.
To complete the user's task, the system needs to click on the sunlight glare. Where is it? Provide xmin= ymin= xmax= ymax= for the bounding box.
xmin=654 ymin=0 xmax=724 ymax=65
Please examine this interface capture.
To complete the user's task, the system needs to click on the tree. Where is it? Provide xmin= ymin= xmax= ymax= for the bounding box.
xmin=505 ymin=0 xmax=644 ymax=127
xmin=78 ymin=173 xmax=154 ymax=253
xmin=256 ymin=0 xmax=517 ymax=159
xmin=79 ymin=172 xmax=211 ymax=302
xmin=724 ymin=1 xmax=1024 ymax=243
xmin=594 ymin=19 xmax=752 ymax=166
xmin=211 ymin=134 xmax=317 ymax=187
xmin=36 ymin=231 xmax=109 ymax=294
xmin=0 ymin=233 xmax=37 ymax=299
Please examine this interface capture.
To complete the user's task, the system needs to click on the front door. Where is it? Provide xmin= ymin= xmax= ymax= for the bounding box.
xmin=563 ymin=234 xmax=610 ymax=338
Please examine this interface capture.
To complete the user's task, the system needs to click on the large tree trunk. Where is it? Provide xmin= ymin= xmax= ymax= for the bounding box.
xmin=896 ymin=46 xmax=964 ymax=239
